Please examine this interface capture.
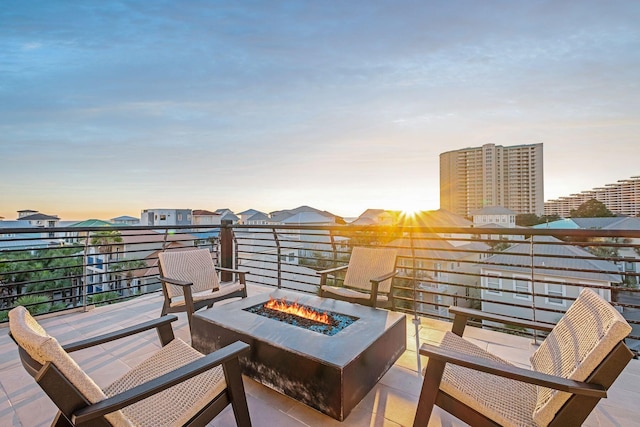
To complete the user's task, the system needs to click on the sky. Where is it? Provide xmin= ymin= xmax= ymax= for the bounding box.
xmin=1 ymin=1 xmax=639 ymax=221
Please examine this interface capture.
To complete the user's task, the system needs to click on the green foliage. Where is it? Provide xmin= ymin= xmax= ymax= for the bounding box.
xmin=90 ymin=230 xmax=123 ymax=253
xmin=15 ymin=295 xmax=51 ymax=315
xmin=0 ymin=310 xmax=7 ymax=322
xmin=515 ymin=214 xmax=562 ymax=226
xmin=516 ymin=213 xmax=542 ymax=226
xmin=503 ymin=323 xmax=528 ymax=336
xmin=586 ymin=237 xmax=620 ymax=259
xmin=88 ymin=291 xmax=120 ymax=306
xmin=570 ymin=199 xmax=615 ymax=218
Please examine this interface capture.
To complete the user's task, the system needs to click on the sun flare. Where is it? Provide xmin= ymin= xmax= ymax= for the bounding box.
xmin=398 ymin=201 xmax=423 ymax=218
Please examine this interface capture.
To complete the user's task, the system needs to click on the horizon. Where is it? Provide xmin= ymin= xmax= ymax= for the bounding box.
xmin=2 ymin=1 xmax=639 ymax=220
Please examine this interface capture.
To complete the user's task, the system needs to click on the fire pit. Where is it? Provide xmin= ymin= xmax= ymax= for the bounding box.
xmin=191 ymin=290 xmax=406 ymax=421
xmin=243 ymin=297 xmax=358 ymax=336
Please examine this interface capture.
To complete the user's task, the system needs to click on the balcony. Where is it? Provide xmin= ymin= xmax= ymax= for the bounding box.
xmin=2 ymin=286 xmax=639 ymax=426
xmin=2 ymin=222 xmax=640 ymax=425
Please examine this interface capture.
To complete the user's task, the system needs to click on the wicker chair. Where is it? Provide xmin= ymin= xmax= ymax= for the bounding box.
xmin=317 ymin=247 xmax=398 ymax=309
xmin=158 ymin=248 xmax=247 ymax=330
xmin=9 ymin=306 xmax=252 ymax=427
xmin=413 ymin=288 xmax=634 ymax=427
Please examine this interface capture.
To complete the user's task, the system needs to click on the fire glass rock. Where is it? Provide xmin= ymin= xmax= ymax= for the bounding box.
xmin=243 ymin=300 xmax=358 ymax=336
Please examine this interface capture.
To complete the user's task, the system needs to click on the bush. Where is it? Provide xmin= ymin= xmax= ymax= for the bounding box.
xmin=88 ymin=291 xmax=120 ymax=306
xmin=15 ymin=295 xmax=51 ymax=315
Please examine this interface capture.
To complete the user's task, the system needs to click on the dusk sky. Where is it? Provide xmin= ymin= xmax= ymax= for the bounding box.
xmin=1 ymin=1 xmax=639 ymax=220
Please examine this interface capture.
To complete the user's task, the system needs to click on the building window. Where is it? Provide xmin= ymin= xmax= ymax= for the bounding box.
xmin=546 ymin=283 xmax=566 ymax=306
xmin=485 ymin=273 xmax=502 ymax=295
xmin=513 ymin=276 xmax=532 ymax=300
xmin=178 ymin=214 xmax=183 ymax=221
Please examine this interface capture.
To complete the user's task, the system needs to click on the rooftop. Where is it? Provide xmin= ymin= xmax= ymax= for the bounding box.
xmin=1 ymin=285 xmax=639 ymax=427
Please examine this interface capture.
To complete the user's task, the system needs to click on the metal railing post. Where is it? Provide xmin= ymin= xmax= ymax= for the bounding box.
xmin=273 ymin=228 xmax=282 ymax=289
xmin=410 ymin=228 xmax=422 ymax=373
xmin=82 ymin=232 xmax=90 ymax=311
xmin=220 ymin=220 xmax=234 ymax=282
xmin=530 ymin=236 xmax=539 ymax=344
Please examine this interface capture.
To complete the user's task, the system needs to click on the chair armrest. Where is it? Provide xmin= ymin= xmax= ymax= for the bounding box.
xmin=419 ymin=343 xmax=607 ymax=398
xmin=63 ymin=315 xmax=178 ymax=352
xmin=215 ymin=267 xmax=249 ymax=284
xmin=316 ymin=265 xmax=349 ymax=276
xmin=449 ymin=306 xmax=555 ymax=336
xmin=158 ymin=275 xmax=193 ymax=287
xmin=370 ymin=270 xmax=398 ymax=285
xmin=71 ymin=341 xmax=251 ymax=425
xmin=317 ymin=264 xmax=349 ymax=288
xmin=369 ymin=270 xmax=398 ymax=306
xmin=215 ymin=267 xmax=249 ymax=275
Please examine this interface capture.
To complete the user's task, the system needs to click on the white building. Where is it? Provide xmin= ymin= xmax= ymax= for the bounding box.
xmin=440 ymin=143 xmax=544 ymax=216
xmin=481 ymin=236 xmax=621 ymax=324
xmin=140 ymin=208 xmax=192 ymax=226
xmin=544 ymin=175 xmax=640 ymax=217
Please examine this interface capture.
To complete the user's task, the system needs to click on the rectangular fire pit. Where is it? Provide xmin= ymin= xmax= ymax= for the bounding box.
xmin=191 ymin=290 xmax=406 ymax=421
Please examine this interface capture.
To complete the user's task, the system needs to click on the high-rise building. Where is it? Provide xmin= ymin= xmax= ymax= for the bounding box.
xmin=440 ymin=143 xmax=544 ymax=216
xmin=544 ymin=176 xmax=640 ymax=217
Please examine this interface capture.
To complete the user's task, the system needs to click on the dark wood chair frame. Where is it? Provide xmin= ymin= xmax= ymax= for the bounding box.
xmin=317 ymin=264 xmax=398 ymax=309
xmin=413 ymin=306 xmax=634 ymax=427
xmin=159 ymin=263 xmax=248 ymax=330
xmin=10 ymin=315 xmax=252 ymax=427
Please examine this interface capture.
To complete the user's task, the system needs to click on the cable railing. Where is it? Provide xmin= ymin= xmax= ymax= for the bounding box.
xmin=2 ymin=221 xmax=640 ymax=352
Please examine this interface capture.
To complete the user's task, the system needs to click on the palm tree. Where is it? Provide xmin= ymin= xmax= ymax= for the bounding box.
xmin=89 ymin=230 xmax=123 ymax=291
xmin=110 ymin=259 xmax=147 ymax=296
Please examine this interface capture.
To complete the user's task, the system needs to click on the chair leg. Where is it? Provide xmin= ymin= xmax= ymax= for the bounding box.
xmin=223 ymin=358 xmax=252 ymax=427
xmin=413 ymin=358 xmax=447 ymax=427
xmin=51 ymin=411 xmax=73 ymax=427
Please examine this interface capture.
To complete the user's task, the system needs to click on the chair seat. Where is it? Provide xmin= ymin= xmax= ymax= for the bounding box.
xmin=438 ymin=332 xmax=537 ymax=427
xmin=321 ymin=285 xmax=389 ymax=302
xmin=104 ymin=338 xmax=227 ymax=427
xmin=169 ymin=282 xmax=245 ymax=309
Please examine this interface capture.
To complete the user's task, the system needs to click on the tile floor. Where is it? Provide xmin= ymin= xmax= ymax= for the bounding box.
xmin=1 ymin=285 xmax=638 ymax=426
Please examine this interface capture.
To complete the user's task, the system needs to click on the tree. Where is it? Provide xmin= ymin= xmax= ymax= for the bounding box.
xmin=110 ymin=259 xmax=147 ymax=296
xmin=516 ymin=214 xmax=541 ymax=227
xmin=89 ymin=230 xmax=123 ymax=291
xmin=570 ymin=199 xmax=614 ymax=218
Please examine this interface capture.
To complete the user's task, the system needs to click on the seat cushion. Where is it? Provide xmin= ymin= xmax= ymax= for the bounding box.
xmin=530 ymin=288 xmax=632 ymax=426
xmin=9 ymin=306 xmax=132 ymax=427
xmin=438 ymin=332 xmax=537 ymax=427
xmin=104 ymin=338 xmax=227 ymax=427
xmin=168 ymin=282 xmax=245 ymax=308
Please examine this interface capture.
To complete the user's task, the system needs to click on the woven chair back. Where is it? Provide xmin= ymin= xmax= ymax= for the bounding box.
xmin=530 ymin=288 xmax=632 ymax=425
xmin=158 ymin=249 xmax=220 ymax=299
xmin=343 ymin=247 xmax=397 ymax=294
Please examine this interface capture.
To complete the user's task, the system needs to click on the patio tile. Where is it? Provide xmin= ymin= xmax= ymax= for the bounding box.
xmin=2 ymin=289 xmax=639 ymax=427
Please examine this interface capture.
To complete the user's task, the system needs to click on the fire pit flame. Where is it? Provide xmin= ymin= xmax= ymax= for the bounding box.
xmin=265 ymin=297 xmax=331 ymax=325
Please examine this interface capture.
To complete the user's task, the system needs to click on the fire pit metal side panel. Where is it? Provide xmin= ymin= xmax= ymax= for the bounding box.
xmin=191 ymin=291 xmax=407 ymax=421
xmin=343 ymin=314 xmax=406 ymax=415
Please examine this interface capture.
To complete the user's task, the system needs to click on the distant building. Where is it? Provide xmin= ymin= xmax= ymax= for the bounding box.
xmin=350 ymin=209 xmax=399 ymax=226
xmin=471 ymin=206 xmax=516 ymax=228
xmin=480 ymin=236 xmax=621 ymax=324
xmin=140 ymin=208 xmax=192 ymax=226
xmin=214 ymin=208 xmax=239 ymax=224
xmin=237 ymin=209 xmax=268 ymax=224
xmin=544 ymin=175 xmax=640 ymax=217
xmin=192 ymin=210 xmax=222 ymax=226
xmin=15 ymin=211 xmax=60 ymax=228
xmin=440 ymin=143 xmax=544 ymax=216
xmin=111 ymin=215 xmax=139 ymax=225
